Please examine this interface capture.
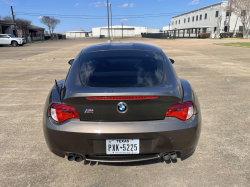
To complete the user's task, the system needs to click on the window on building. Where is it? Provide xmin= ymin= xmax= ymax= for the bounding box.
xmin=215 ymin=11 xmax=219 ymax=17
xmin=184 ymin=18 xmax=186 ymax=23
xmin=172 ymin=21 xmax=174 ymax=25
xmin=226 ymin=12 xmax=231 ymax=16
xmin=224 ymin=26 xmax=228 ymax=32
xmin=239 ymin=26 xmax=243 ymax=32
xmin=188 ymin=17 xmax=190 ymax=22
xmin=196 ymin=15 xmax=198 ymax=21
xmin=192 ymin=16 xmax=194 ymax=22
xmin=241 ymin=10 xmax=246 ymax=16
xmin=200 ymin=15 xmax=202 ymax=20
xmin=176 ymin=20 xmax=177 ymax=25
xmin=205 ymin=13 xmax=207 ymax=19
xmin=179 ymin=20 xmax=180 ymax=24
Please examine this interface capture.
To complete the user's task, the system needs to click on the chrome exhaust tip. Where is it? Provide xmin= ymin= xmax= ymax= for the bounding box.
xmin=68 ymin=153 xmax=75 ymax=161
xmin=170 ymin=152 xmax=177 ymax=160
xmin=162 ymin=153 xmax=171 ymax=161
xmin=75 ymin=154 xmax=85 ymax=162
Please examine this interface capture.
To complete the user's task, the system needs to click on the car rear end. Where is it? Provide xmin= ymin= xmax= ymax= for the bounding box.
xmin=43 ymin=44 xmax=201 ymax=163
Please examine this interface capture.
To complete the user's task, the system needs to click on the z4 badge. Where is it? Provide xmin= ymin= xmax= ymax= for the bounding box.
xmin=85 ymin=109 xmax=94 ymax=113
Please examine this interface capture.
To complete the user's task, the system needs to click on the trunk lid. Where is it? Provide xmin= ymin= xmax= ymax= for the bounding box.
xmin=62 ymin=91 xmax=181 ymax=121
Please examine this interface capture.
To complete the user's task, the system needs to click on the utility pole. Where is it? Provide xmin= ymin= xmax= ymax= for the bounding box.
xmin=227 ymin=0 xmax=232 ymax=33
xmin=169 ymin=23 xmax=170 ymax=38
xmin=122 ymin=23 xmax=123 ymax=38
xmin=107 ymin=0 xmax=110 ymax=42
xmin=11 ymin=6 xmax=18 ymax=37
xmin=110 ymin=3 xmax=113 ymax=39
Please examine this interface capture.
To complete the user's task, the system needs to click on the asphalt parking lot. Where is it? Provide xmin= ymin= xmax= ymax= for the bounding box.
xmin=1 ymin=38 xmax=250 ymax=186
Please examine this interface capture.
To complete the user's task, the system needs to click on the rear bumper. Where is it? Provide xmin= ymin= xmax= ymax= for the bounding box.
xmin=43 ymin=113 xmax=201 ymax=162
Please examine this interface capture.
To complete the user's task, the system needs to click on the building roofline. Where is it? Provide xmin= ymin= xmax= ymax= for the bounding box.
xmin=172 ymin=1 xmax=228 ymax=18
xmin=92 ymin=25 xmax=147 ymax=29
xmin=0 ymin=20 xmax=15 ymax=25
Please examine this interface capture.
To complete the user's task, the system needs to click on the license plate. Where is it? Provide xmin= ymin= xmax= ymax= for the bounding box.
xmin=106 ymin=139 xmax=139 ymax=154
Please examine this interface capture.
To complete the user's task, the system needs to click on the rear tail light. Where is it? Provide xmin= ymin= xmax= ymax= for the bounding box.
xmin=50 ymin=103 xmax=79 ymax=122
xmin=165 ymin=102 xmax=194 ymax=121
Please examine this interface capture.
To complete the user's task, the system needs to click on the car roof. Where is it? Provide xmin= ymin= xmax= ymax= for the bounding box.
xmin=81 ymin=43 xmax=162 ymax=53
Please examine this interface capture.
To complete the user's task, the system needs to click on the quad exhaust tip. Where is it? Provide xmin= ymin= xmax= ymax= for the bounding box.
xmin=75 ymin=154 xmax=83 ymax=162
xmin=67 ymin=153 xmax=86 ymax=162
xmin=162 ymin=152 xmax=177 ymax=161
xmin=68 ymin=153 xmax=75 ymax=161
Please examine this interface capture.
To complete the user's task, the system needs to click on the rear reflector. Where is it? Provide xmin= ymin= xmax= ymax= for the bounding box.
xmin=50 ymin=103 xmax=79 ymax=122
xmin=165 ymin=102 xmax=194 ymax=121
xmin=86 ymin=96 xmax=158 ymax=100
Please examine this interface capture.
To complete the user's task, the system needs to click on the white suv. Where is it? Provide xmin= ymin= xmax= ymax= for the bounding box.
xmin=0 ymin=34 xmax=26 ymax=46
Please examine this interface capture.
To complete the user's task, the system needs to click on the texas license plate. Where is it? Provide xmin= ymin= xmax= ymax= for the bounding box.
xmin=106 ymin=139 xmax=139 ymax=154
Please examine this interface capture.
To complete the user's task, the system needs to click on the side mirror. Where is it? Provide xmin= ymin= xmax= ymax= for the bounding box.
xmin=169 ymin=58 xmax=175 ymax=64
xmin=68 ymin=59 xmax=74 ymax=65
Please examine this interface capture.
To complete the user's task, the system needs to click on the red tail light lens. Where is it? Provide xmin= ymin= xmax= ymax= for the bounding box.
xmin=165 ymin=102 xmax=194 ymax=121
xmin=50 ymin=103 xmax=79 ymax=122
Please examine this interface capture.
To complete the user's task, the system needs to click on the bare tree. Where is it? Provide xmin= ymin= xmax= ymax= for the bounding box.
xmin=16 ymin=18 xmax=31 ymax=39
xmin=3 ymin=16 xmax=31 ymax=39
xmin=40 ymin=16 xmax=60 ymax=39
xmin=51 ymin=18 xmax=60 ymax=37
xmin=231 ymin=0 xmax=250 ymax=38
xmin=2 ymin=15 xmax=13 ymax=22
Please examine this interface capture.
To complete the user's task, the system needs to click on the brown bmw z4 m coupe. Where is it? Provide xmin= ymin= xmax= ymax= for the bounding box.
xmin=43 ymin=43 xmax=201 ymax=163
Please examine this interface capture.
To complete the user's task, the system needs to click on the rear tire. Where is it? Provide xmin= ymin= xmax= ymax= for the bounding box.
xmin=12 ymin=41 xmax=18 ymax=47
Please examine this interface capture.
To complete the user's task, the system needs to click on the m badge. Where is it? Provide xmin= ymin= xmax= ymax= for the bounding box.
xmin=85 ymin=109 xmax=94 ymax=113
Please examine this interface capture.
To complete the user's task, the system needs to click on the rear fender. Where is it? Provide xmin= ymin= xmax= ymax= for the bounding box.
xmin=44 ymin=79 xmax=65 ymax=117
xmin=179 ymin=78 xmax=200 ymax=114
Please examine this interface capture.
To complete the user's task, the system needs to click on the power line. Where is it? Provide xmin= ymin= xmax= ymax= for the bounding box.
xmin=15 ymin=8 xmax=221 ymax=18
xmin=14 ymin=11 xmax=192 ymax=18
xmin=15 ymin=12 xmax=188 ymax=19
xmin=14 ymin=8 xmax=221 ymax=20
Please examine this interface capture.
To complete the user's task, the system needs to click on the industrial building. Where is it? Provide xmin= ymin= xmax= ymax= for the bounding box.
xmin=92 ymin=25 xmax=160 ymax=37
xmin=163 ymin=1 xmax=244 ymax=38
xmin=66 ymin=30 xmax=91 ymax=38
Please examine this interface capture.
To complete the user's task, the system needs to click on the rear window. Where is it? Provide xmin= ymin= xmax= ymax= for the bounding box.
xmin=79 ymin=50 xmax=164 ymax=88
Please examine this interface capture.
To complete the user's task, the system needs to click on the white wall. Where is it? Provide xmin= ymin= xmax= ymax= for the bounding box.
xmin=170 ymin=1 xmax=243 ymax=33
xmin=134 ymin=27 xmax=147 ymax=35
xmin=147 ymin=28 xmax=161 ymax=33
xmin=92 ymin=27 xmax=101 ymax=37
xmin=171 ymin=2 xmax=223 ymax=30
xmin=66 ymin=31 xmax=86 ymax=38
xmin=163 ymin=26 xmax=171 ymax=31
xmin=92 ymin=26 xmax=150 ymax=37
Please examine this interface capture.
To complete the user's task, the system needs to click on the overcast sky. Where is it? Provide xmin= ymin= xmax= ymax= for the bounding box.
xmin=0 ymin=0 xmax=225 ymax=32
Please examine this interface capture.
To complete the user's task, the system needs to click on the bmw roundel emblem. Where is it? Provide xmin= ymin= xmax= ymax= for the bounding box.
xmin=117 ymin=102 xmax=128 ymax=113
